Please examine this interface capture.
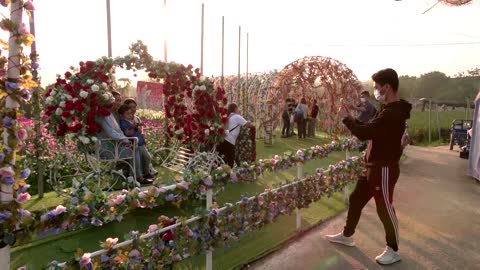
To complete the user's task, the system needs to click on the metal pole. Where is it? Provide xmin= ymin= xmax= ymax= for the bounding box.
xmin=246 ymin=33 xmax=249 ymax=115
xmin=238 ymin=26 xmax=241 ymax=110
xmin=428 ymin=98 xmax=432 ymax=143
xmin=436 ymin=104 xmax=441 ymax=141
xmin=200 ymin=3 xmax=204 ymax=75
xmin=106 ymin=0 xmax=112 ymax=57
xmin=221 ymin=16 xmax=224 ymax=89
xmin=164 ymin=0 xmax=167 ymax=62
xmin=466 ymin=98 xmax=469 ymax=120
xmin=29 ymin=4 xmax=43 ymax=198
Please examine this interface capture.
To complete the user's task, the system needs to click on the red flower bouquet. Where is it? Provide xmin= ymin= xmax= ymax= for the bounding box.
xmin=44 ymin=59 xmax=115 ymax=150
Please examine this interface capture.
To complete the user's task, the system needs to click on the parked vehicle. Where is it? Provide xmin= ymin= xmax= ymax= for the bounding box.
xmin=449 ymin=119 xmax=472 ymax=150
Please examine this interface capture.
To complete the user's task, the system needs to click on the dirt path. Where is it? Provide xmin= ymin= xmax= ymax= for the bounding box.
xmin=248 ymin=146 xmax=480 ymax=270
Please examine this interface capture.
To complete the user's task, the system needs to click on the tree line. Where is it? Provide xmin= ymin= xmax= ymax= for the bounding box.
xmin=362 ymin=68 xmax=480 ymax=103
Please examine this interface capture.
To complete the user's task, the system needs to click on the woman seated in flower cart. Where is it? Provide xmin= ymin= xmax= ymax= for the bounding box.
xmin=117 ymin=104 xmax=155 ymax=182
xmin=123 ymin=98 xmax=157 ymax=176
xmin=96 ymin=94 xmax=151 ymax=185
xmin=218 ymin=103 xmax=251 ymax=167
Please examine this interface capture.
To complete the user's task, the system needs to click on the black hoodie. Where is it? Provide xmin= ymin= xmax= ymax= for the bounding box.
xmin=343 ymin=99 xmax=412 ymax=167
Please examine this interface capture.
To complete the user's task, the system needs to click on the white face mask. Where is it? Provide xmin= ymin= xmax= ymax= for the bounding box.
xmin=374 ymin=89 xmax=385 ymax=103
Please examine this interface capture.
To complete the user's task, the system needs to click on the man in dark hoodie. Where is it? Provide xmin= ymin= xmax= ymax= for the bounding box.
xmin=326 ymin=68 xmax=412 ymax=265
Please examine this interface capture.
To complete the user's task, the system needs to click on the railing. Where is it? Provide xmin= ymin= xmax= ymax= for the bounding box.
xmin=46 ymin=149 xmax=361 ymax=269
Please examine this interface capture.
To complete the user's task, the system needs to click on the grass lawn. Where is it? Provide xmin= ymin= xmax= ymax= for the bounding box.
xmin=11 ymin=132 xmax=355 ymax=269
xmin=408 ymin=110 xmax=469 ymax=144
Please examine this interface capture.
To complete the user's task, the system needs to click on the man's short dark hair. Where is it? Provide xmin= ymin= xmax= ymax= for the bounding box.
xmin=371 ymin=68 xmax=399 ymax=92
xmin=360 ymin=91 xmax=370 ymax=97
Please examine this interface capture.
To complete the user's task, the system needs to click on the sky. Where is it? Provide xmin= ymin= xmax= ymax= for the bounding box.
xmin=2 ymin=0 xmax=480 ymax=86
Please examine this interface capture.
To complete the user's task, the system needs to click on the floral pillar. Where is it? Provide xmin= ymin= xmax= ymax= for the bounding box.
xmin=0 ymin=0 xmax=34 ymax=267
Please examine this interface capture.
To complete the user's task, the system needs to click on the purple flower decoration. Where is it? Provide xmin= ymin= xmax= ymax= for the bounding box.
xmin=165 ymin=194 xmax=175 ymax=201
xmin=203 ymin=176 xmax=213 ymax=186
xmin=50 ymin=227 xmax=62 ymax=235
xmin=37 ymin=230 xmax=49 ymax=237
xmin=100 ymin=254 xmax=110 ymax=263
xmin=0 ymin=153 xmax=4 ymax=162
xmin=2 ymin=176 xmax=15 ymax=185
xmin=5 ymin=81 xmax=19 ymax=92
xmin=241 ymin=197 xmax=249 ymax=203
xmin=0 ymin=211 xmax=12 ymax=223
xmin=20 ymin=168 xmax=31 ymax=180
xmin=2 ymin=116 xmax=15 ymax=128
xmin=21 ymin=89 xmax=31 ymax=101
xmin=91 ymin=218 xmax=103 ymax=226
xmin=17 ymin=184 xmax=30 ymax=193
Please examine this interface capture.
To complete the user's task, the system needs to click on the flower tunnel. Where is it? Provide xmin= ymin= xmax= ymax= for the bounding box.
xmin=266 ymin=56 xmax=363 ymax=139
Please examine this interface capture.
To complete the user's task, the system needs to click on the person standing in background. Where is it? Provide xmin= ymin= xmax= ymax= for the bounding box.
xmin=281 ymin=102 xmax=290 ymax=138
xmin=295 ymin=98 xmax=308 ymax=139
xmin=308 ymin=99 xmax=319 ymax=137
xmin=349 ymin=91 xmax=377 ymax=151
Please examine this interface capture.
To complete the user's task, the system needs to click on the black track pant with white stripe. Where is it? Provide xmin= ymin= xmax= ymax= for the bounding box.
xmin=343 ymin=165 xmax=400 ymax=251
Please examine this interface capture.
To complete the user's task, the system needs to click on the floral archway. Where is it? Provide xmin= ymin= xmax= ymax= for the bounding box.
xmin=265 ymin=56 xmax=363 ymax=139
xmin=218 ymin=71 xmax=277 ymax=139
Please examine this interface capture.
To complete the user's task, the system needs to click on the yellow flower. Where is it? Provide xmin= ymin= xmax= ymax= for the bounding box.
xmin=13 ymin=179 xmax=26 ymax=190
xmin=22 ymin=34 xmax=35 ymax=46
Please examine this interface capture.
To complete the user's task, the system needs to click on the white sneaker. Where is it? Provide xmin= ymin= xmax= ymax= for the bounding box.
xmin=325 ymin=232 xmax=355 ymax=247
xmin=375 ymin=246 xmax=401 ymax=265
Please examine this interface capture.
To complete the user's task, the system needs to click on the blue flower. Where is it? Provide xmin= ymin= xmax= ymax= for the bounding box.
xmin=47 ymin=211 xmax=56 ymax=220
xmin=165 ymin=194 xmax=175 ymax=201
xmin=20 ymin=168 xmax=31 ymax=180
xmin=37 ymin=230 xmax=49 ymax=237
xmin=5 ymin=81 xmax=19 ymax=91
xmin=22 ymin=89 xmax=31 ymax=101
xmin=0 ymin=211 xmax=12 ymax=223
xmin=2 ymin=116 xmax=15 ymax=128
xmin=0 ymin=153 xmax=4 ymax=162
xmin=91 ymin=218 xmax=103 ymax=226
xmin=241 ymin=197 xmax=249 ymax=203
xmin=100 ymin=254 xmax=110 ymax=263
xmin=80 ymin=217 xmax=89 ymax=225
xmin=51 ymin=227 xmax=62 ymax=235
xmin=17 ymin=184 xmax=30 ymax=193
xmin=2 ymin=176 xmax=15 ymax=185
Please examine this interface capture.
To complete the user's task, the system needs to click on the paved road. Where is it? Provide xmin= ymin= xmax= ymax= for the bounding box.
xmin=249 ymin=146 xmax=480 ymax=270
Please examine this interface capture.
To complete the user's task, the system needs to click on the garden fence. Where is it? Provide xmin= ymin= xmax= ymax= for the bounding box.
xmin=63 ymin=150 xmax=355 ymax=270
